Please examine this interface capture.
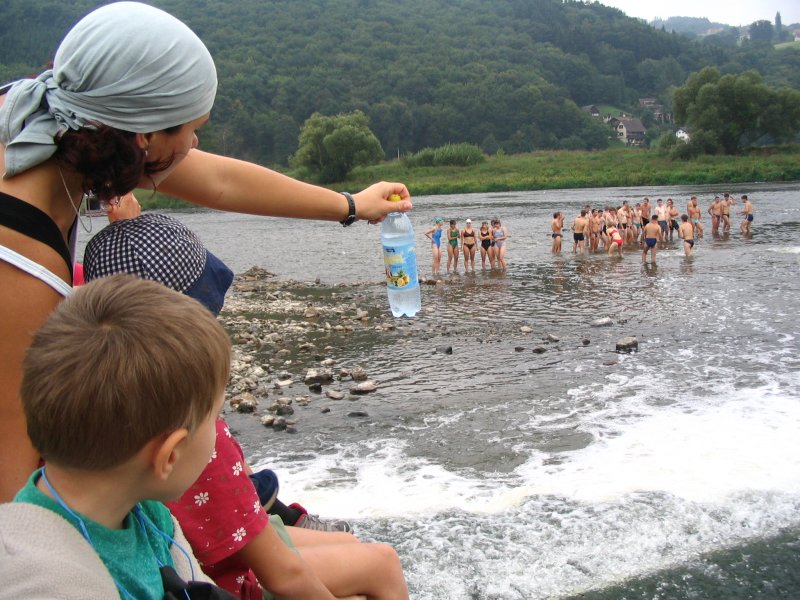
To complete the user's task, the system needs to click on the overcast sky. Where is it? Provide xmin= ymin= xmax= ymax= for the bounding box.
xmin=598 ymin=0 xmax=800 ymax=27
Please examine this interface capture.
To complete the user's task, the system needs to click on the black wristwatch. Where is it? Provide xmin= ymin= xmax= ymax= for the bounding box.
xmin=340 ymin=192 xmax=356 ymax=227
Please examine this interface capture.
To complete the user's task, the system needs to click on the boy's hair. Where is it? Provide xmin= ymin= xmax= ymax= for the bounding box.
xmin=681 ymin=214 xmax=689 ymax=221
xmin=21 ymin=274 xmax=231 ymax=471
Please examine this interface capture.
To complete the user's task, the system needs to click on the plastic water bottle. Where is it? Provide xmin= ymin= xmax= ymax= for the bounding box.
xmin=381 ymin=195 xmax=421 ymax=317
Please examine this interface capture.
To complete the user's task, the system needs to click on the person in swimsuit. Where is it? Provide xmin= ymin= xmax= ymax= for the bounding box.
xmin=687 ymin=196 xmax=704 ymax=238
xmin=587 ymin=210 xmax=600 ymax=253
xmin=424 ymin=216 xmax=445 ymax=276
xmin=446 ymin=219 xmax=460 ymax=274
xmin=655 ymin=199 xmax=668 ymax=240
xmin=606 ymin=225 xmax=624 ymax=257
xmin=0 ymin=2 xmax=412 ymax=503
xmin=708 ymin=196 xmax=722 ymax=235
xmin=722 ymin=192 xmax=734 ymax=231
xmin=641 ymin=215 xmax=663 ymax=264
xmin=632 ymin=203 xmax=643 ymax=245
xmin=678 ymin=213 xmax=695 ymax=256
xmin=738 ymin=194 xmax=754 ymax=235
xmin=492 ymin=219 xmax=509 ymax=270
xmin=666 ymin=198 xmax=680 ymax=241
xmin=478 ymin=220 xmax=494 ymax=269
xmin=461 ymin=218 xmax=477 ymax=272
xmin=571 ymin=210 xmax=589 ymax=255
xmin=551 ymin=212 xmax=564 ymax=254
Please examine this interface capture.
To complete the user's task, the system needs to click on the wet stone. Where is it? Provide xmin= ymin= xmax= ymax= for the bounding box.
xmin=351 ymin=367 xmax=369 ymax=381
xmin=350 ymin=381 xmax=377 ymax=395
xmin=276 ymin=404 xmax=295 ymax=416
xmin=616 ymin=336 xmax=639 ymax=353
xmin=592 ymin=317 xmax=613 ymax=327
xmin=347 ymin=411 xmax=369 ymax=418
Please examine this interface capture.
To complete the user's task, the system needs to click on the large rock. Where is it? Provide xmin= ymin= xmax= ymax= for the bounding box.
xmin=616 ymin=336 xmax=639 ymax=353
xmin=350 ymin=381 xmax=377 ymax=395
xmin=304 ymin=368 xmax=334 ymax=385
xmin=350 ymin=367 xmax=369 ymax=381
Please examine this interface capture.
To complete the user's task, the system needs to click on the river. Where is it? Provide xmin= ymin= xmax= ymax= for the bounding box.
xmin=80 ymin=182 xmax=800 ymax=598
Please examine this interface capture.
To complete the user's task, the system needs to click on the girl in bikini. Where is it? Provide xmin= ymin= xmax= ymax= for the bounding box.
xmin=461 ymin=218 xmax=477 ymax=272
xmin=479 ymin=221 xmax=493 ymax=269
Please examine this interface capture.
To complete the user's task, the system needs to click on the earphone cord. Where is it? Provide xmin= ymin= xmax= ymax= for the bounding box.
xmin=39 ymin=467 xmax=192 ymax=600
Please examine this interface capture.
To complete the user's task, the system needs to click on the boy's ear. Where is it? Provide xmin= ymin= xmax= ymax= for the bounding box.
xmin=151 ymin=429 xmax=190 ymax=481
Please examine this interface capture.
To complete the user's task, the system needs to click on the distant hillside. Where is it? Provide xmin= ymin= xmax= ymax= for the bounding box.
xmin=1 ymin=0 xmax=798 ymax=165
xmin=651 ymin=16 xmax=730 ymax=37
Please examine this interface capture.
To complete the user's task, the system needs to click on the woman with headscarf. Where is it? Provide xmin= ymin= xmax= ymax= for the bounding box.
xmin=0 ymin=2 xmax=411 ymax=503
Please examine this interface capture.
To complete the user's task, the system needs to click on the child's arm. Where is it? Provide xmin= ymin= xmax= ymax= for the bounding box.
xmin=158 ymin=149 xmax=410 ymax=224
xmin=238 ymin=521 xmax=338 ymax=600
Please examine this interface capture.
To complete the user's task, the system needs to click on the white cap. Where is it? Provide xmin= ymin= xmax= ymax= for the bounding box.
xmin=466 ymin=218 xmax=472 ymax=223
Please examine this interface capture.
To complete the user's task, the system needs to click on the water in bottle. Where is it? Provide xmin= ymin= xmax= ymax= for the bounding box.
xmin=381 ymin=196 xmax=421 ymax=317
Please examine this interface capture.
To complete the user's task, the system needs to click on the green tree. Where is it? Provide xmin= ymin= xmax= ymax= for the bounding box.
xmin=291 ymin=111 xmax=384 ymax=183
xmin=749 ymin=20 xmax=774 ymax=44
xmin=673 ymin=66 xmax=800 ymax=154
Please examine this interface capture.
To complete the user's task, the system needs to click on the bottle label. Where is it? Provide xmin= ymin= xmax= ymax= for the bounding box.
xmin=383 ymin=242 xmax=418 ymax=291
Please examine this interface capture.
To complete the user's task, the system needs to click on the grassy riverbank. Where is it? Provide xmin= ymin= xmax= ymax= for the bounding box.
xmin=138 ymin=146 xmax=800 ymax=209
xmin=344 ymin=146 xmax=800 ymax=196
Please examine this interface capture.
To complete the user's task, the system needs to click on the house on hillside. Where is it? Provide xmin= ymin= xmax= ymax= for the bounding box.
xmin=639 ymin=98 xmax=671 ymax=123
xmin=676 ymin=128 xmax=691 ymax=142
xmin=582 ymin=104 xmax=600 ymax=117
xmin=794 ymin=29 xmax=800 ymax=41
xmin=607 ymin=116 xmax=647 ymax=146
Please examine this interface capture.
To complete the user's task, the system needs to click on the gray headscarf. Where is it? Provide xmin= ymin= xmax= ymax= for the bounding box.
xmin=0 ymin=2 xmax=217 ymax=178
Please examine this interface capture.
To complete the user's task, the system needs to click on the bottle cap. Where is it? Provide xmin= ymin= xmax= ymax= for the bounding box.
xmin=389 ymin=194 xmax=402 ymax=202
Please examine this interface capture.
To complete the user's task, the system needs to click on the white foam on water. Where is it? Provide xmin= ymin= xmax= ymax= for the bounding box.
xmin=256 ymin=367 xmax=800 ymax=599
xmin=764 ymin=245 xmax=800 ymax=254
xmin=517 ymin=383 xmax=800 ymax=503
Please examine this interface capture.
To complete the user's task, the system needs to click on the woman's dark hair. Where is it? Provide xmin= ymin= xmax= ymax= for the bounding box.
xmin=54 ymin=123 xmax=181 ymax=202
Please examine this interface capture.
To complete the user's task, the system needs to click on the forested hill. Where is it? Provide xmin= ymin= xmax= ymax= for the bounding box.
xmin=1 ymin=0 xmax=799 ymax=166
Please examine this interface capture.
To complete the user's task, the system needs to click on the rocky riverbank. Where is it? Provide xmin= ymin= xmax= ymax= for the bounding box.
xmin=221 ymin=267 xmax=412 ymax=434
xmin=220 ymin=267 xmax=640 ymax=441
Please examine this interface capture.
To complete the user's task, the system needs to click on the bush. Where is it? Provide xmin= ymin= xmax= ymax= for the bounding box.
xmin=401 ymin=143 xmax=485 ymax=168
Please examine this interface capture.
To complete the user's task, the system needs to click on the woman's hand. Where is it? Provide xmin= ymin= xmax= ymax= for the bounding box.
xmin=353 ymin=182 xmax=412 ymax=224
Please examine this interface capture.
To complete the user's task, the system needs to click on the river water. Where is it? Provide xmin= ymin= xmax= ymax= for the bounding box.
xmin=81 ymin=182 xmax=800 ymax=598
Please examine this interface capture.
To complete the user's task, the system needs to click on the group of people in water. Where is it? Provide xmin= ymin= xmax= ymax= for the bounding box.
xmin=554 ymin=193 xmax=755 ymax=263
xmin=425 ymin=217 xmax=509 ymax=274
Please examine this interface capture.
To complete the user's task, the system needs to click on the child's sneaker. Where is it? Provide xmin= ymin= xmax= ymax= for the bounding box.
xmin=289 ymin=503 xmax=353 ymax=533
xmin=248 ymin=469 xmax=279 ymax=509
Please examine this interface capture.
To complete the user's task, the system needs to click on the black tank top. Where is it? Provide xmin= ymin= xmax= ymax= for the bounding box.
xmin=0 ymin=192 xmax=73 ymax=274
